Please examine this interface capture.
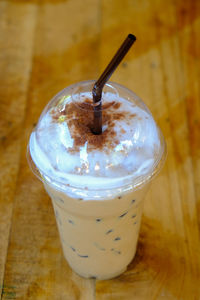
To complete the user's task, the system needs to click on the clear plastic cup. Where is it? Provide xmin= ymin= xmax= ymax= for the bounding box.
xmin=27 ymin=80 xmax=166 ymax=280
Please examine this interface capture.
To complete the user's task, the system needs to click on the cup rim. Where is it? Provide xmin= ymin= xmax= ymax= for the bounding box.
xmin=27 ymin=129 xmax=167 ymax=192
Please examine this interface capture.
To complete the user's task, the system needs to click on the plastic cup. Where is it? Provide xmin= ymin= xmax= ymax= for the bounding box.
xmin=27 ymin=81 xmax=166 ymax=280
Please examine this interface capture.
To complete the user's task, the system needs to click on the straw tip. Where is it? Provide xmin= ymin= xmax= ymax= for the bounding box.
xmin=128 ymin=34 xmax=136 ymax=41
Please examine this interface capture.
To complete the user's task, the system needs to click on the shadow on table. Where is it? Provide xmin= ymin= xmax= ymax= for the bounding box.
xmin=96 ymin=215 xmax=199 ymax=299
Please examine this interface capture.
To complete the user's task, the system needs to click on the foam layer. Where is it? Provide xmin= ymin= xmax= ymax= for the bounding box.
xmin=29 ymin=90 xmax=162 ymax=191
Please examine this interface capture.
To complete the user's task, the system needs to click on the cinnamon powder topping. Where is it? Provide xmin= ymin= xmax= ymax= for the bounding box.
xmin=51 ymin=97 xmax=136 ymax=153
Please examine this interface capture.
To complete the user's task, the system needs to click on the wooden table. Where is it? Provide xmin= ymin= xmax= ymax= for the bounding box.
xmin=0 ymin=0 xmax=200 ymax=299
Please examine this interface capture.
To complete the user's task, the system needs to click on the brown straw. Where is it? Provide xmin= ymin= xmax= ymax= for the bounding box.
xmin=92 ymin=34 xmax=136 ymax=134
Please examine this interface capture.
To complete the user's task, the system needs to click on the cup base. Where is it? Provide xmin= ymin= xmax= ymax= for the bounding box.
xmin=68 ymin=261 xmax=127 ymax=280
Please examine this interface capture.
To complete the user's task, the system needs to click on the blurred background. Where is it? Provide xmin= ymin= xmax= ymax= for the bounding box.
xmin=0 ymin=0 xmax=200 ymax=299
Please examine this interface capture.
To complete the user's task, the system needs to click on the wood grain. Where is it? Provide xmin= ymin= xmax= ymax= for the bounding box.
xmin=0 ymin=1 xmax=37 ymax=296
xmin=0 ymin=0 xmax=200 ymax=299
